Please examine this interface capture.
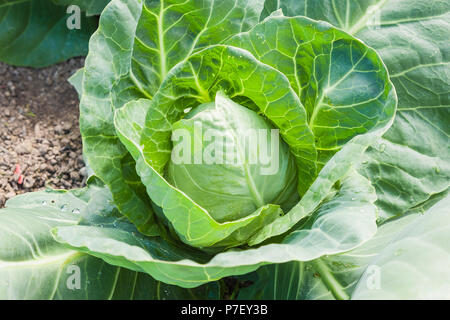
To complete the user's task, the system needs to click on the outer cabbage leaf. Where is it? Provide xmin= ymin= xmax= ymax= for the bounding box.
xmin=0 ymin=186 xmax=219 ymax=299
xmin=117 ymin=0 xmax=265 ymax=102
xmin=238 ymin=193 xmax=450 ymax=300
xmin=0 ymin=0 xmax=98 ymax=67
xmin=227 ymin=15 xmax=395 ymax=166
xmin=263 ymin=0 xmax=450 ymax=221
xmin=68 ymin=67 xmax=84 ymax=98
xmin=248 ymin=126 xmax=387 ymax=245
xmin=237 ymin=212 xmax=418 ymax=299
xmin=79 ymin=0 xmax=158 ymax=235
xmin=53 ymin=170 xmax=378 ymax=288
xmin=352 ymin=195 xmax=450 ymax=299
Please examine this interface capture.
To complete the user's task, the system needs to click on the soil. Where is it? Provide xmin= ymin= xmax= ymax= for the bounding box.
xmin=0 ymin=58 xmax=87 ymax=207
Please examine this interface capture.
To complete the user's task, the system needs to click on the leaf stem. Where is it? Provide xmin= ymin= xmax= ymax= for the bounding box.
xmin=312 ymin=259 xmax=350 ymax=300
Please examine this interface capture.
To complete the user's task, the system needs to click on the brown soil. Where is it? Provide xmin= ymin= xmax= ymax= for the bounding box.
xmin=0 ymin=58 xmax=87 ymax=207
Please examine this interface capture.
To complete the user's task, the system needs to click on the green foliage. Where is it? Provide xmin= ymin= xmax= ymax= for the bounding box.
xmin=263 ymin=0 xmax=450 ymax=222
xmin=67 ymin=0 xmax=394 ymax=285
xmin=0 ymin=185 xmax=219 ymax=299
xmin=0 ymin=0 xmax=110 ymax=67
xmin=238 ymin=193 xmax=450 ymax=300
xmin=1 ymin=0 xmax=448 ymax=299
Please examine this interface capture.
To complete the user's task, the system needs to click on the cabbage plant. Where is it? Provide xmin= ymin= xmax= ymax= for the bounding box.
xmin=0 ymin=0 xmax=448 ymax=299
